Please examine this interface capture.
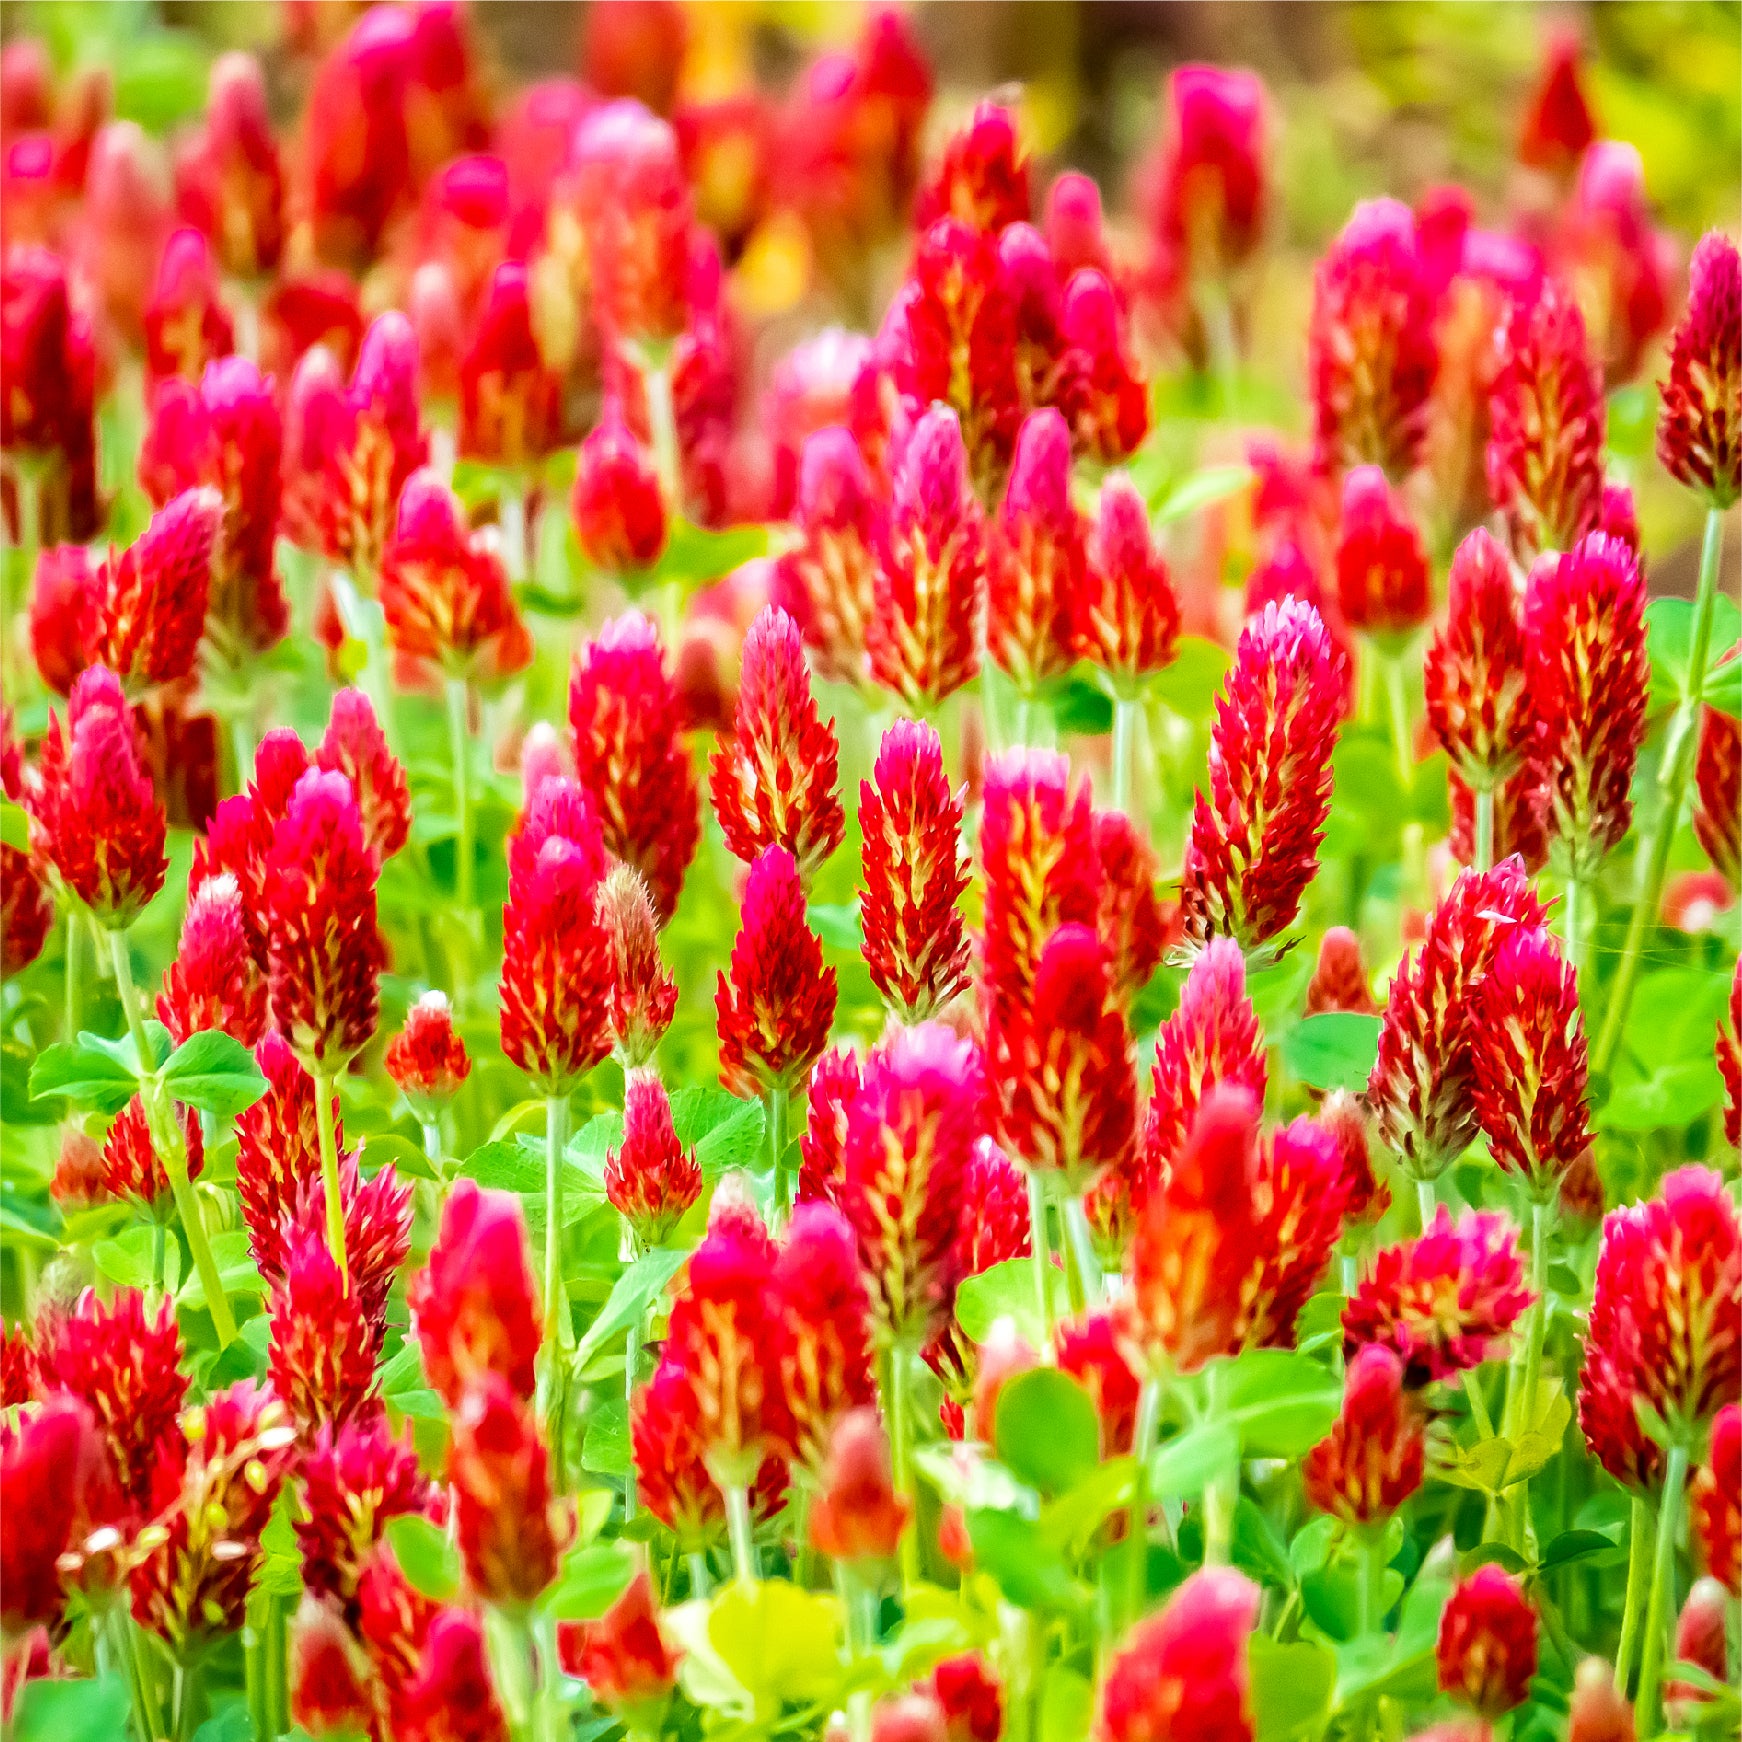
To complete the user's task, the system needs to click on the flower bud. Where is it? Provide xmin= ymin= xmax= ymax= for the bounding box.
xmin=1437 ymin=1565 xmax=1538 ymax=1717
xmin=809 ymin=1407 xmax=909 ymax=1563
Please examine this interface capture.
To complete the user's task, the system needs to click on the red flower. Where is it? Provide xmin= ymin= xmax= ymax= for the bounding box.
xmin=1095 ymin=1566 xmax=1260 ymax=1742
xmin=556 ymin=1568 xmax=680 ymax=1723
xmin=991 ymin=923 xmax=1137 ymax=1186
xmin=632 ymin=1361 xmax=764 ymax=1549
xmin=1056 ymin=1312 xmax=1141 ymax=1458
xmin=1580 ymin=1166 xmax=1741 ymax=1486
xmin=384 ymin=990 xmax=471 ymax=1122
xmin=297 ymin=1416 xmax=435 ymax=1616
xmin=378 ymin=469 xmax=532 ymax=686
xmin=1658 ymin=231 xmax=1740 ymax=507
xmin=268 ymin=1223 xmax=383 ymax=1439
xmin=1181 ymin=600 xmax=1345 ymax=953
xmin=142 ymin=227 xmax=233 ymax=389
xmin=355 ymin=1543 xmax=441 ymax=1717
xmin=1694 ymin=704 xmax=1740 ymax=889
xmin=597 ymin=864 xmax=678 ymax=1067
xmin=316 ymin=688 xmax=410 ymax=866
xmin=868 ymin=404 xmax=988 ymax=709
xmin=798 ymin=1045 xmax=861 ymax=1207
xmin=1523 ymin=532 xmax=1648 ymax=876
xmin=31 ymin=665 xmax=168 ymax=927
xmin=1723 ymin=960 xmax=1741 ymax=1151
xmin=859 ymin=718 xmax=972 ymax=1020
xmin=1149 ymin=65 xmax=1269 ymax=286
xmin=1487 ymin=278 xmax=1605 ymax=560
xmin=1302 ymin=1344 xmax=1425 ymax=1525
xmin=1567 ymin=1656 xmax=1637 ymax=1742
xmin=838 ymin=1022 xmax=984 ymax=1344
xmin=568 ymin=611 xmax=700 ymax=920
xmin=26 ymin=544 xmax=98 ymax=694
xmin=931 ymin=1653 xmax=1004 ymax=1742
xmin=1468 ymin=928 xmax=1591 ymax=1197
xmin=1308 ymin=198 xmax=1438 ymax=480
xmin=100 ymin=1092 xmax=204 ymax=1210
xmin=409 ymin=1181 xmax=541 ymax=1410
xmin=129 ymin=1382 xmax=298 ymax=1647
xmin=987 ymin=409 xmax=1085 ymax=694
xmin=809 ymin=1406 xmax=909 ymax=1562
xmin=1059 ymin=270 xmax=1148 ymax=462
xmin=1424 ymin=527 xmax=1532 ymax=790
xmin=1343 ymin=1207 xmax=1534 ymax=1386
xmin=265 ymin=767 xmax=386 ymax=1074
xmin=236 ymin=1032 xmax=334 ymax=1277
xmin=709 ymin=605 xmax=845 ymax=880
xmin=1320 ymin=1089 xmax=1389 ymax=1226
xmin=1094 ymin=810 xmax=1170 ymax=1007
xmin=1368 ymin=858 xmax=1549 ymax=1178
xmin=1690 ymin=1402 xmax=1739 ymax=1594
xmin=458 ymin=262 xmax=560 ymax=468
xmin=716 ymin=845 xmax=837 ymax=1098
xmin=1437 ymin=1565 xmax=1538 ymax=1717
xmin=1333 ymin=465 xmax=1431 ymax=640
xmin=1074 ymin=472 xmax=1180 ymax=683
xmin=259 ymin=270 xmax=364 ymax=383
xmin=772 ymin=1200 xmax=877 ymax=1474
xmin=872 ymin=1696 xmax=951 ymax=1742
xmin=979 ymin=748 xmax=1099 ymax=1026
xmin=571 ymin=404 xmax=668 ymax=575
xmin=0 ymin=1321 xmax=34 ymax=1407
xmin=1665 ymin=1577 xmax=1730 ymax=1731
xmin=917 ymin=99 xmax=1028 ymax=233
xmin=1304 ymin=926 xmax=1377 ymax=1017
xmin=449 ymin=1373 xmax=568 ymax=1608
xmin=0 ymin=1395 xmax=111 ymax=1636
xmin=157 ymin=871 xmax=266 ymax=1046
xmin=499 ymin=776 xmax=615 ymax=1092
xmin=1518 ymin=29 xmax=1596 ymax=175
xmin=770 ymin=425 xmax=884 ymax=687
xmin=173 ymin=52 xmax=284 ymax=278
xmin=958 ymin=1135 xmax=1033 ymax=1277
xmin=395 ymin=1607 xmax=510 ymax=1742
xmin=605 ymin=1069 xmax=703 ymax=1248
xmin=287 ymin=1596 xmax=380 ymax=1739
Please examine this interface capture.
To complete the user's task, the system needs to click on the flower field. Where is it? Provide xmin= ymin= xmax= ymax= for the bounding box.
xmin=0 ymin=5 xmax=1738 ymax=1742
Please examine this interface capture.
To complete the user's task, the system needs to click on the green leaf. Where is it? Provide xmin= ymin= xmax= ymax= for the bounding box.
xmin=1151 ymin=1420 xmax=1240 ymax=1498
xmin=458 ymin=1140 xmax=547 ymax=1194
xmin=1150 ymin=464 xmax=1253 ymax=525
xmin=380 ymin=1340 xmax=446 ymax=1422
xmin=1624 ymin=967 xmax=1735 ymax=1069
xmin=995 ymin=1368 xmax=1101 ymax=1497
xmin=807 ymin=900 xmax=864 ymax=952
xmin=1038 ymin=1456 xmax=1135 ymax=1554
xmin=1220 ymin=1349 xmax=1342 ymax=1457
xmin=385 ymin=1514 xmax=461 ymax=1602
xmin=160 ymin=1030 xmax=269 ymax=1117
xmin=93 ymin=1224 xmax=180 ymax=1296
xmin=1149 ymin=636 xmax=1231 ymax=723
xmin=955 ymin=1259 xmax=1069 ymax=1350
xmin=680 ymin=1091 xmax=764 ymax=1176
xmin=358 ymin=1130 xmax=440 ymax=1183
xmin=1539 ymin=1528 xmax=1624 ymax=1571
xmin=965 ymin=1509 xmax=1087 ymax=1613
xmin=12 ymin=1676 xmax=131 ymax=1742
xmin=177 ymin=1229 xmax=266 ymax=1311
xmin=1039 ymin=1668 xmax=1095 ymax=1742
xmin=0 ymin=798 xmax=29 ymax=851
xmin=1596 ymin=1058 xmax=1725 ymax=1131
xmin=29 ymin=1037 xmax=141 ymax=1113
xmin=1282 ymin=1012 xmax=1382 ymax=1093
xmin=189 ymin=1703 xmax=255 ymax=1742
xmin=582 ymin=1400 xmax=630 ymax=1478
xmin=1250 ymin=1639 xmax=1338 ymax=1742
xmin=646 ymin=519 xmax=770 ymax=597
xmin=543 ymin=1541 xmax=635 ymax=1621
xmin=1047 ymin=670 xmax=1114 ymax=736
xmin=574 ymin=1248 xmax=688 ymax=1377
xmin=706 ymin=1579 xmax=843 ymax=1717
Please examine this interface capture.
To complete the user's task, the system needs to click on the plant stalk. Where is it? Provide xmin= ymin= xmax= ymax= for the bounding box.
xmin=313 ymin=1071 xmax=349 ymax=1286
xmin=642 ymin=353 xmax=681 ymax=509
xmin=544 ymin=1094 xmax=571 ymax=1357
xmin=1633 ymin=1442 xmax=1690 ymax=1739
xmin=1416 ymin=1177 xmax=1437 ymax=1234
xmin=766 ymin=1083 xmax=790 ymax=1221
xmin=724 ymin=1484 xmax=758 ymax=1585
xmin=1359 ymin=1530 xmax=1389 ymax=1635
xmin=1474 ymin=784 xmax=1495 ymax=873
xmin=1112 ymin=695 xmax=1139 ymax=821
xmin=884 ymin=1340 xmax=919 ymax=1591
xmin=1594 ymin=506 xmax=1725 ymax=1075
xmin=447 ymin=677 xmax=474 ymax=914
xmin=1384 ymin=653 xmax=1414 ymax=790
xmin=1614 ymin=1494 xmax=1652 ymax=1694
xmin=1125 ymin=1378 xmax=1164 ymax=1624
xmin=1027 ymin=1169 xmax=1054 ymax=1339
xmin=63 ymin=909 xmax=83 ymax=1040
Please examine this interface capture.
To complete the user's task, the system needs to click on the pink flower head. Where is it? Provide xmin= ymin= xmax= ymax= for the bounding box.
xmin=384 ymin=990 xmax=471 ymax=1122
xmin=1308 ymin=198 xmax=1438 ymax=480
xmin=987 ymin=408 xmax=1085 ymax=693
xmin=315 ymin=687 xmax=410 ymax=865
xmin=1487 ymin=277 xmax=1606 ymax=560
xmin=1690 ymin=1402 xmax=1740 ymax=1594
xmin=838 ymin=1021 xmax=984 ymax=1345
xmin=709 ymin=604 xmax=845 ymax=880
xmin=1333 ymin=464 xmax=1431 ymax=640
xmin=557 ymin=1568 xmax=681 ymax=1725
xmin=1093 ymin=809 xmax=1170 ymax=1008
xmin=1437 ymin=1565 xmax=1538 ymax=1717
xmin=236 ymin=1032 xmax=339 ymax=1282
xmin=267 ymin=1222 xmax=382 ymax=1439
xmin=1658 ymin=230 xmax=1741 ymax=508
xmin=764 ymin=328 xmax=874 ymax=517
xmin=100 ymin=1093 xmax=204 ymax=1211
xmin=1424 ymin=527 xmax=1532 ymax=789
xmin=1343 ymin=1207 xmax=1534 ymax=1386
xmin=606 ymin=1068 xmax=703 ymax=1248
xmin=139 ymin=356 xmax=289 ymax=663
xmin=1047 ymin=171 xmax=1111 ymax=281
xmin=1302 ymin=1344 xmax=1425 ymax=1525
xmin=1518 ymin=29 xmax=1596 ymax=176
xmin=394 ymin=1607 xmax=510 ymax=1742
xmin=1152 ymin=65 xmax=1269 ymax=285
xmin=633 ymin=1362 xmax=746 ymax=1549
xmin=568 ymin=611 xmax=700 ymax=921
xmin=1181 ymin=600 xmax=1345 ymax=953
xmin=157 ymin=871 xmax=266 ymax=1046
xmin=798 ymin=1045 xmax=862 ymax=1207
xmin=572 ymin=404 xmax=668 ymax=575
xmin=1694 ymin=705 xmax=1740 ymax=889
xmin=409 ymin=1180 xmax=541 ymax=1409
xmin=499 ymin=776 xmax=615 ymax=1093
xmin=1320 ymin=1089 xmax=1389 ymax=1226
xmin=917 ymin=100 xmax=1029 ymax=234
xmin=1095 ymin=1566 xmax=1260 ymax=1742
xmin=142 ymin=226 xmax=233 ymax=389
xmin=957 ymin=1134 xmax=1033 ymax=1278
xmin=1524 ymin=532 xmax=1648 ymax=877
xmin=809 ymin=1406 xmax=909 ymax=1564
xmin=264 ymin=767 xmax=385 ymax=1074
xmin=297 ymin=1415 xmax=434 ymax=1614
xmin=868 ymin=404 xmax=988 ymax=710
xmin=379 ymin=468 xmax=532 ymax=685
xmin=771 ymin=424 xmax=885 ymax=688
xmin=1559 ymin=141 xmax=1673 ymax=384
xmin=597 ymin=863 xmax=679 ymax=1066
xmin=1304 ymin=926 xmax=1377 ymax=1017
xmin=31 ymin=665 xmax=168 ymax=927
xmin=1722 ymin=960 xmax=1741 ymax=1151
xmin=1368 ymin=858 xmax=1549 ymax=1178
xmin=1580 ymin=1166 xmax=1741 ymax=1486
xmin=459 ymin=260 xmax=560 ymax=469
xmin=1074 ymin=472 xmax=1180 ymax=683
xmin=859 ymin=718 xmax=972 ymax=1020
xmin=173 ymin=52 xmax=284 ymax=278
xmin=716 ymin=845 xmax=837 ymax=1098
xmin=0 ymin=1394 xmax=112 ymax=1637
xmin=1566 ymin=1657 xmax=1638 ymax=1742
xmin=1469 ymin=928 xmax=1592 ymax=1198
xmin=1059 ymin=269 xmax=1148 ymax=463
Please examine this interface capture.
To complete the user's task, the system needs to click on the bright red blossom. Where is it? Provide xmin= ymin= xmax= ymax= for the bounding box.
xmin=315 ymin=688 xmax=411 ymax=866
xmin=157 ymin=872 xmax=267 ymax=1045
xmin=1074 ymin=472 xmax=1180 ymax=682
xmin=597 ymin=864 xmax=678 ymax=1066
xmin=384 ymin=990 xmax=471 ymax=1122
xmin=1333 ymin=465 xmax=1431 ymax=640
xmin=297 ymin=1416 xmax=434 ymax=1615
xmin=1657 ymin=231 xmax=1740 ymax=506
xmin=100 ymin=1093 xmax=204 ymax=1210
xmin=1302 ymin=1344 xmax=1425 ymax=1525
xmin=571 ymin=406 xmax=668 ymax=575
xmin=1437 ymin=1566 xmax=1538 ymax=1717
xmin=556 ymin=1569 xmax=680 ymax=1722
xmin=605 ymin=1069 xmax=703 ymax=1248
xmin=808 ymin=1407 xmax=908 ymax=1562
xmin=267 ymin=1224 xmax=383 ymax=1439
xmin=142 ymin=226 xmax=233 ymax=388
xmin=1693 ymin=703 xmax=1740 ymax=889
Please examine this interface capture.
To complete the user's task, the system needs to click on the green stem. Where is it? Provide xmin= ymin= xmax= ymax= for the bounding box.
xmin=447 ymin=677 xmax=474 ymax=913
xmin=63 ymin=909 xmax=83 ymax=1040
xmin=229 ymin=710 xmax=256 ymax=797
xmin=544 ymin=1093 xmax=571 ymax=1359
xmin=1125 ymin=1378 xmax=1163 ymax=1624
xmin=1464 ymin=1366 xmax=1495 ymax=1439
xmin=1027 ymin=1169 xmax=1054 ymax=1340
xmin=885 ymin=1340 xmax=919 ymax=1591
xmin=1013 ymin=692 xmax=1034 ymax=750
xmin=1112 ymin=695 xmax=1138 ymax=820
xmin=724 ymin=1484 xmax=758 ymax=1585
xmin=1562 ymin=876 xmax=1585 ymax=983
xmin=128 ymin=1621 xmax=166 ymax=1742
xmin=686 ymin=1551 xmax=711 ymax=1598
xmin=1416 ymin=1177 xmax=1437 ymax=1234
xmin=151 ymin=1220 xmax=167 ymax=1301
xmin=624 ymin=1308 xmax=643 ymax=1523
xmin=1516 ymin=1199 xmax=1554 ymax=1444
xmin=1594 ymin=506 xmax=1725 ymax=1076
xmin=1062 ymin=1193 xmax=1103 ymax=1311
xmin=1359 ymin=1530 xmax=1389 ymax=1635
xmin=1202 ymin=1365 xmax=1236 ymax=1566
xmin=766 ymin=1084 xmax=790 ymax=1221
xmin=642 ymin=352 xmax=681 ymax=509
xmin=1384 ymin=653 xmax=1414 ymax=790
xmin=313 ymin=1071 xmax=349 ymax=1286
xmin=1634 ymin=1443 xmax=1690 ymax=1739
xmin=110 ymin=929 xmax=238 ymax=1344
xmin=1474 ymin=784 xmax=1495 ymax=873
xmin=1614 ymin=1494 xmax=1652 ymax=1693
